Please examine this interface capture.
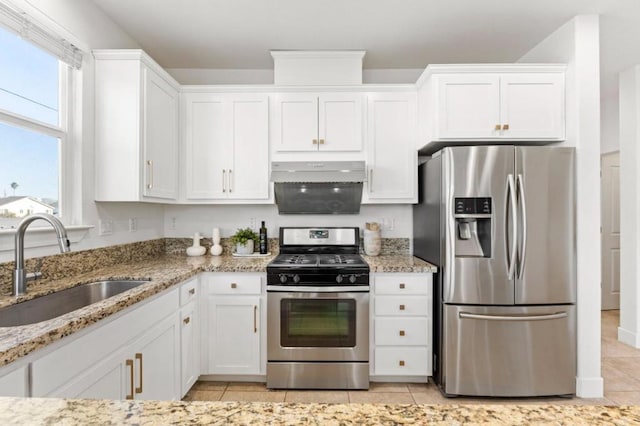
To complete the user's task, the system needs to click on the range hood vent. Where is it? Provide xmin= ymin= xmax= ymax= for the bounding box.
xmin=271 ymin=161 xmax=366 ymax=214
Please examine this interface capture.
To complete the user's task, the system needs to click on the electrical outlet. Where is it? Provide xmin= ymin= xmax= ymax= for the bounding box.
xmin=170 ymin=217 xmax=176 ymax=230
xmin=99 ymin=220 xmax=113 ymax=236
xmin=249 ymin=217 xmax=256 ymax=230
xmin=387 ymin=218 xmax=395 ymax=231
xmin=129 ymin=218 xmax=137 ymax=232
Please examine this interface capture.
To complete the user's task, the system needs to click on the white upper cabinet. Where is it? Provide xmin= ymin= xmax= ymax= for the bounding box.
xmin=273 ymin=93 xmax=363 ymax=153
xmin=418 ymin=65 xmax=566 ymax=154
xmin=363 ymin=92 xmax=417 ymax=203
xmin=94 ymin=50 xmax=179 ymax=202
xmin=182 ymin=92 xmax=270 ymax=202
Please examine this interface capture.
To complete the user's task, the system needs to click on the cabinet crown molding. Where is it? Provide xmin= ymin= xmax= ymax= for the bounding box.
xmin=92 ymin=49 xmax=180 ymax=90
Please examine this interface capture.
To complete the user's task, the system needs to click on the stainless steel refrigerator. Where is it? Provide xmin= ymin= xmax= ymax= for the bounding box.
xmin=413 ymin=146 xmax=576 ymax=397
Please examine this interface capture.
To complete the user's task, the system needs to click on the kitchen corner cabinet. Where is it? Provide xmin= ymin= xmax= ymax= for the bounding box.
xmin=201 ymin=274 xmax=264 ymax=375
xmin=272 ymin=93 xmax=363 ymax=153
xmin=371 ymin=273 xmax=432 ymax=379
xmin=94 ymin=50 xmax=180 ymax=202
xmin=362 ymin=93 xmax=417 ymax=203
xmin=420 ymin=65 xmax=565 ymax=149
xmin=181 ymin=93 xmax=270 ymax=201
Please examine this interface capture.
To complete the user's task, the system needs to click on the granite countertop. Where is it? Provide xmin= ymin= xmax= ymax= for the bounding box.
xmin=0 ymin=253 xmax=435 ymax=367
xmin=0 ymin=397 xmax=637 ymax=425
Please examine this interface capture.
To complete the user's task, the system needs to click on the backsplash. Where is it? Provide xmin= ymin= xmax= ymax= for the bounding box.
xmin=0 ymin=237 xmax=410 ymax=295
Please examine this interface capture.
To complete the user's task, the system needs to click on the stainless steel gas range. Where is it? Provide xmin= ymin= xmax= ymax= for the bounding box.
xmin=266 ymin=227 xmax=370 ymax=390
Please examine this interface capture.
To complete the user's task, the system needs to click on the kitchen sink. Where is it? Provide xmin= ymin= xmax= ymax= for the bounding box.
xmin=0 ymin=279 xmax=151 ymax=327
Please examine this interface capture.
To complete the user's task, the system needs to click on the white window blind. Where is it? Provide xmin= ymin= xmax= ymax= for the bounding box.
xmin=0 ymin=1 xmax=82 ymax=69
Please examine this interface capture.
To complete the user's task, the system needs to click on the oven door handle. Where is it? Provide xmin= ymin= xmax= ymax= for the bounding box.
xmin=267 ymin=285 xmax=370 ymax=293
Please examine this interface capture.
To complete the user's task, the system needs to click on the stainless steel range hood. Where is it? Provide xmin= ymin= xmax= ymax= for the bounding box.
xmin=270 ymin=161 xmax=366 ymax=214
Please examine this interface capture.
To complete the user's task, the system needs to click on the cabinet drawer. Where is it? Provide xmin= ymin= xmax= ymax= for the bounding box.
xmin=374 ymin=274 xmax=431 ymax=295
xmin=375 ymin=296 xmax=429 ymax=316
xmin=205 ymin=274 xmax=262 ymax=295
xmin=180 ymin=278 xmax=199 ymax=306
xmin=374 ymin=347 xmax=429 ymax=376
xmin=375 ymin=317 xmax=429 ymax=346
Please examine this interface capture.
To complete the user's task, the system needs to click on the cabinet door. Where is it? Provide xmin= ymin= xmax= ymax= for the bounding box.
xmin=437 ymin=74 xmax=500 ymax=139
xmin=181 ymin=301 xmax=200 ymax=397
xmin=365 ymin=93 xmax=417 ymax=202
xmin=206 ymin=296 xmax=261 ymax=374
xmin=499 ymin=73 xmax=565 ymax=139
xmin=143 ymin=67 xmax=179 ymax=199
xmin=273 ymin=94 xmax=319 ymax=152
xmin=183 ymin=93 xmax=230 ymax=199
xmin=131 ymin=312 xmax=181 ymax=400
xmin=228 ymin=95 xmax=270 ymax=199
xmin=318 ymin=93 xmax=362 ymax=151
xmin=0 ymin=365 xmax=28 ymax=397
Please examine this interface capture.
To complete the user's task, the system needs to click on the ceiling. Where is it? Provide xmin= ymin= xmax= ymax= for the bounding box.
xmin=91 ymin=0 xmax=640 ymax=95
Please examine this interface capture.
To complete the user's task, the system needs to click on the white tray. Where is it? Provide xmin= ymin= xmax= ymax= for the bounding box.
xmin=232 ymin=252 xmax=272 ymax=258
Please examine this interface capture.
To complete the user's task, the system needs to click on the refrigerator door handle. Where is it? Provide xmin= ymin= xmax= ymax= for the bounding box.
xmin=459 ymin=312 xmax=568 ymax=322
xmin=505 ymin=174 xmax=518 ymax=279
xmin=516 ymin=174 xmax=527 ymax=279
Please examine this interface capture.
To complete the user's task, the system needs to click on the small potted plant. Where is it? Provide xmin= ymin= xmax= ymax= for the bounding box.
xmin=231 ymin=227 xmax=258 ymax=255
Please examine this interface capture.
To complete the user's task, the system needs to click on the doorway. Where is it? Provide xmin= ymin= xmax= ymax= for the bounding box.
xmin=601 ymin=151 xmax=620 ymax=310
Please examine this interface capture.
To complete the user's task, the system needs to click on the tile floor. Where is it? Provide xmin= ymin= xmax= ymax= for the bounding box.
xmin=183 ymin=310 xmax=638 ymax=405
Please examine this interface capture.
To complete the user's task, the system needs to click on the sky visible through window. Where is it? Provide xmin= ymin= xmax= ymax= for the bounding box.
xmin=0 ymin=25 xmax=60 ymax=210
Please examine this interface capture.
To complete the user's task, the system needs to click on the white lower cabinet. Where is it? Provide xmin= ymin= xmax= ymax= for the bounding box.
xmin=181 ymin=301 xmax=199 ymax=395
xmin=0 ymin=365 xmax=28 ymax=397
xmin=372 ymin=273 xmax=432 ymax=379
xmin=201 ymin=273 xmax=264 ymax=376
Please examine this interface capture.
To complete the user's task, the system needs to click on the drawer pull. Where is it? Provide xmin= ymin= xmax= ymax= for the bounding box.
xmin=399 ymin=304 xmax=405 ymax=311
xmin=183 ymin=316 xmax=191 ymax=325
xmin=503 ymin=124 xmax=510 ymax=131
xmin=399 ymin=283 xmax=405 ymax=289
xmin=495 ymin=124 xmax=501 ymax=131
xmin=399 ymin=360 xmax=405 ymax=367
xmin=253 ymin=305 xmax=257 ymax=333
xmin=135 ymin=353 xmax=143 ymax=394
xmin=189 ymin=288 xmax=195 ymax=295
xmin=231 ymin=283 xmax=237 ymax=289
xmin=399 ymin=330 xmax=405 ymax=336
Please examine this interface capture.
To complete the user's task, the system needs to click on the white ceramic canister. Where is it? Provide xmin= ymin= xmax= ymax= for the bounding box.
xmin=363 ymin=229 xmax=382 ymax=256
xmin=210 ymin=227 xmax=223 ymax=256
xmin=186 ymin=232 xmax=206 ymax=256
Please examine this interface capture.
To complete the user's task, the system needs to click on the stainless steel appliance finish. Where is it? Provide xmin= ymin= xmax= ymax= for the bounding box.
xmin=270 ymin=162 xmax=366 ymax=215
xmin=413 ymin=146 xmax=576 ymax=397
xmin=266 ymin=227 xmax=370 ymax=389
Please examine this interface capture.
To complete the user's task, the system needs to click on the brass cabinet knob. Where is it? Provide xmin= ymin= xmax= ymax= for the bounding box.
xmin=503 ymin=124 xmax=510 ymax=130
xmin=399 ymin=360 xmax=405 ymax=367
xmin=318 ymin=139 xmax=325 ymax=145
xmin=399 ymin=304 xmax=405 ymax=311
xmin=312 ymin=139 xmax=318 ymax=145
xmin=495 ymin=124 xmax=501 ymax=131
xmin=183 ymin=317 xmax=191 ymax=325
xmin=231 ymin=283 xmax=237 ymax=289
xmin=399 ymin=283 xmax=405 ymax=289
xmin=189 ymin=288 xmax=195 ymax=295
xmin=399 ymin=330 xmax=405 ymax=336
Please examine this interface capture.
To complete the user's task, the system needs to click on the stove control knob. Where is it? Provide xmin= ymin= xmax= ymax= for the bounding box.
xmin=293 ymin=274 xmax=301 ymax=284
xmin=349 ymin=275 xmax=357 ymax=284
xmin=279 ymin=274 xmax=288 ymax=284
xmin=336 ymin=274 xmax=344 ymax=284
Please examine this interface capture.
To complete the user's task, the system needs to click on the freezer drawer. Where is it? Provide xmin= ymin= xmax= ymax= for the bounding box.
xmin=442 ymin=304 xmax=575 ymax=397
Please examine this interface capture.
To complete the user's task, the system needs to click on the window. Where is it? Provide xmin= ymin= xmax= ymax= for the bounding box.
xmin=0 ymin=16 xmax=76 ymax=228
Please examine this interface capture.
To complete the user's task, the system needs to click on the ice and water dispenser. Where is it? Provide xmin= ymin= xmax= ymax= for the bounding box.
xmin=454 ymin=197 xmax=492 ymax=258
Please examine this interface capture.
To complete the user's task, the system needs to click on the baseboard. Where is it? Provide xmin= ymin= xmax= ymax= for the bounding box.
xmin=369 ymin=375 xmax=429 ymax=383
xmin=576 ymin=376 xmax=604 ymax=398
xmin=199 ymin=374 xmax=266 ymax=382
xmin=618 ymin=326 xmax=640 ymax=348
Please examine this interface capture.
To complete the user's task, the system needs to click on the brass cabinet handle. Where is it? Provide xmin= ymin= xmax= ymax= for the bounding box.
xmin=135 ymin=353 xmax=143 ymax=394
xmin=399 ymin=330 xmax=405 ymax=336
xmin=253 ymin=305 xmax=257 ymax=333
xmin=126 ymin=359 xmax=134 ymax=399
xmin=189 ymin=288 xmax=195 ymax=295
xmin=229 ymin=169 xmax=233 ymax=193
xmin=399 ymin=283 xmax=405 ymax=289
xmin=183 ymin=316 xmax=191 ymax=325
xmin=222 ymin=169 xmax=226 ymax=192
xmin=399 ymin=304 xmax=405 ymax=311
xmin=146 ymin=160 xmax=153 ymax=189
xmin=231 ymin=283 xmax=237 ymax=289
xmin=399 ymin=360 xmax=405 ymax=367
xmin=503 ymin=124 xmax=510 ymax=130
xmin=312 ymin=139 xmax=318 ymax=145
xmin=318 ymin=139 xmax=325 ymax=145
xmin=369 ymin=169 xmax=373 ymax=192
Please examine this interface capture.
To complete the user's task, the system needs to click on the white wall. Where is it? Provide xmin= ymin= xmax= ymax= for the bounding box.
xmin=0 ymin=0 xmax=166 ymax=263
xmin=519 ymin=15 xmax=603 ymax=398
xmin=601 ymin=94 xmax=620 ymax=154
xmin=167 ymin=68 xmax=424 ymax=85
xmin=164 ymin=204 xmax=413 ymax=240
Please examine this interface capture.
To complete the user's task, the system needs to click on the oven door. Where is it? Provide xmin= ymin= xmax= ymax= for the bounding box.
xmin=267 ymin=286 xmax=369 ymax=362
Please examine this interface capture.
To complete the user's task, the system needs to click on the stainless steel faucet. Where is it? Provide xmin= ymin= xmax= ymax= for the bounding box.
xmin=13 ymin=213 xmax=70 ymax=296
